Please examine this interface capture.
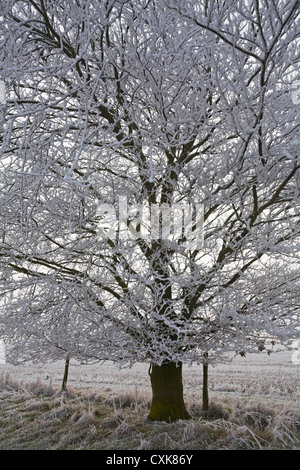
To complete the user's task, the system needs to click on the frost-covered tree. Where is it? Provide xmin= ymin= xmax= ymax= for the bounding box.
xmin=0 ymin=0 xmax=299 ymax=421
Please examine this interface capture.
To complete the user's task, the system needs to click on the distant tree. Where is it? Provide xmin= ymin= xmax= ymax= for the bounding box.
xmin=61 ymin=357 xmax=70 ymax=391
xmin=202 ymin=353 xmax=209 ymax=411
xmin=0 ymin=0 xmax=299 ymax=421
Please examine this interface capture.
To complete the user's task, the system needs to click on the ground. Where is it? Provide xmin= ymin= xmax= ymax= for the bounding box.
xmin=0 ymin=351 xmax=299 ymax=450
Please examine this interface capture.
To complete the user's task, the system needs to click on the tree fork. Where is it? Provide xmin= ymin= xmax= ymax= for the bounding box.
xmin=148 ymin=362 xmax=191 ymax=422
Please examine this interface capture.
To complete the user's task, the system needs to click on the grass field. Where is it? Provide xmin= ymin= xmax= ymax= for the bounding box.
xmin=0 ymin=351 xmax=299 ymax=450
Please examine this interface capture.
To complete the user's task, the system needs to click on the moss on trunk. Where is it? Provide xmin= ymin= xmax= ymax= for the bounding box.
xmin=148 ymin=362 xmax=191 ymax=422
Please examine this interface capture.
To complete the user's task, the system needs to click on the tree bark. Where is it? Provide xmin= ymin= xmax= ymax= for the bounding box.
xmin=61 ymin=357 xmax=70 ymax=391
xmin=202 ymin=362 xmax=209 ymax=411
xmin=148 ymin=362 xmax=191 ymax=422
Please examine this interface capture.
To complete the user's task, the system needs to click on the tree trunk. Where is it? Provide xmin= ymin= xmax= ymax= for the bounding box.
xmin=61 ymin=357 xmax=70 ymax=391
xmin=202 ymin=362 xmax=209 ymax=411
xmin=148 ymin=362 xmax=191 ymax=422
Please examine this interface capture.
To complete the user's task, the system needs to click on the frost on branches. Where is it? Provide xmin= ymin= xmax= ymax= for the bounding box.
xmin=0 ymin=0 xmax=299 ymax=420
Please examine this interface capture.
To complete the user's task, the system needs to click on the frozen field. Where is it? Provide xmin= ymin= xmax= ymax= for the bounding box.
xmin=0 ymin=350 xmax=299 ymax=408
xmin=0 ymin=350 xmax=299 ymax=450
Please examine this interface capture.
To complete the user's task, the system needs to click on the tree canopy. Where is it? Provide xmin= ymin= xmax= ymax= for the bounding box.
xmin=0 ymin=0 xmax=299 ymax=372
